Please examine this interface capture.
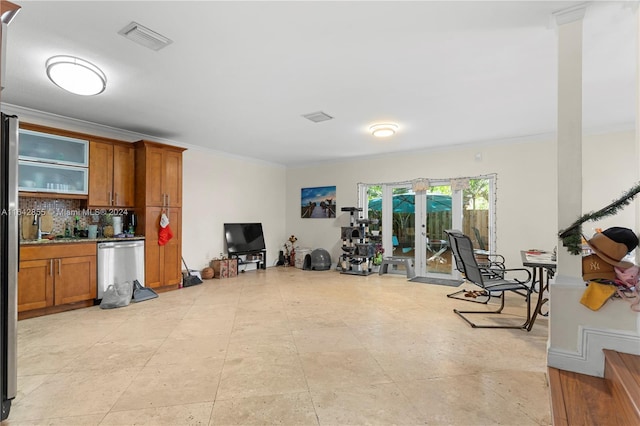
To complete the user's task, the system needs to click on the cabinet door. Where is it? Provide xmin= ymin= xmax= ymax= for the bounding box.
xmin=54 ymin=255 xmax=97 ymax=305
xmin=18 ymin=259 xmax=54 ymax=312
xmin=163 ymin=150 xmax=182 ymax=207
xmin=144 ymin=207 xmax=162 ymax=288
xmin=89 ymin=141 xmax=114 ymax=206
xmin=161 ymin=208 xmax=182 ymax=285
xmin=112 ymin=144 xmax=135 ymax=207
xmin=145 ymin=147 xmax=165 ymax=206
xmin=143 ymin=206 xmax=181 ymax=288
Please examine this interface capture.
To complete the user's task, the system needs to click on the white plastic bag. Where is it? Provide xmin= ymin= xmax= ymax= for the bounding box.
xmin=100 ymin=281 xmax=133 ymax=309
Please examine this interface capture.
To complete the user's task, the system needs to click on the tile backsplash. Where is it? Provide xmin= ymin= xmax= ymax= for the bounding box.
xmin=19 ymin=197 xmax=89 ymax=235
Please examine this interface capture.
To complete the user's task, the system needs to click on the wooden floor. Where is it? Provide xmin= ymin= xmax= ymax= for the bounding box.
xmin=549 ymin=350 xmax=640 ymax=426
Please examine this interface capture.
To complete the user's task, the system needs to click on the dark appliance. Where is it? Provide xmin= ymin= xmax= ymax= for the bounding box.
xmin=0 ymin=113 xmax=19 ymax=420
xmin=127 ymin=211 xmax=137 ymax=234
xmin=223 ymin=223 xmax=266 ymax=255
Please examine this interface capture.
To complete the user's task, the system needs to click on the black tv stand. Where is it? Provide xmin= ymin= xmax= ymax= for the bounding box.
xmin=229 ymin=250 xmax=267 ymax=272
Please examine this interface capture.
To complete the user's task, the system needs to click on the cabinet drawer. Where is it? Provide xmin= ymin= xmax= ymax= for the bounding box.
xmin=20 ymin=243 xmax=96 ymax=261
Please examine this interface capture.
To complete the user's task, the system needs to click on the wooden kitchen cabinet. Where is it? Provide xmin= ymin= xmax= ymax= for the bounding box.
xmin=17 ymin=259 xmax=54 ymax=312
xmin=135 ymin=141 xmax=184 ymax=208
xmin=140 ymin=206 xmax=182 ymax=289
xmin=89 ymin=141 xmax=135 ymax=207
xmin=54 ymin=255 xmax=97 ymax=305
xmin=135 ymin=141 xmax=185 ymax=290
xmin=18 ymin=243 xmax=97 ymax=318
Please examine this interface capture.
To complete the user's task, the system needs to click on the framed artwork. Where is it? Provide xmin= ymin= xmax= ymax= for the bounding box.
xmin=301 ymin=186 xmax=336 ymax=218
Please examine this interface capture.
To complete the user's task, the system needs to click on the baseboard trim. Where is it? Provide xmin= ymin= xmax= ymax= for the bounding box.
xmin=548 ymin=327 xmax=640 ymax=377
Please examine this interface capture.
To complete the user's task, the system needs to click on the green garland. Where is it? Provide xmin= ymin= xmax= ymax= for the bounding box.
xmin=558 ymin=182 xmax=640 ymax=255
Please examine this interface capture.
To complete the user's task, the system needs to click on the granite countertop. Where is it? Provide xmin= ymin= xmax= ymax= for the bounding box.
xmin=21 ymin=236 xmax=146 ymax=245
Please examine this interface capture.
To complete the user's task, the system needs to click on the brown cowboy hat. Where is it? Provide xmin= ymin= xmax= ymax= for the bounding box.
xmin=585 ymin=229 xmax=636 ymax=269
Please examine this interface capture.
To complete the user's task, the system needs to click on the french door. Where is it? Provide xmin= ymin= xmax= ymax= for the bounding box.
xmin=361 ymin=175 xmax=495 ymax=280
xmin=414 ymin=182 xmax=460 ymax=279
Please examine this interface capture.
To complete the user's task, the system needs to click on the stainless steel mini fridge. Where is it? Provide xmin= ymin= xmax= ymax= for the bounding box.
xmin=0 ymin=112 xmax=18 ymax=420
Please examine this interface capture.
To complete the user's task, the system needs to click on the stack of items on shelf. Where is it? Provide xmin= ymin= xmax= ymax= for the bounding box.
xmin=580 ymin=227 xmax=640 ymax=311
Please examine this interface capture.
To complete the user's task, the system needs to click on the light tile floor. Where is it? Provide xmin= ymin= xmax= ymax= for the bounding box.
xmin=5 ymin=268 xmax=550 ymax=425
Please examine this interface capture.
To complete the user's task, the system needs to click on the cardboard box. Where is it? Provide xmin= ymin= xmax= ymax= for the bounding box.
xmin=210 ymin=259 xmax=238 ymax=279
xmin=227 ymin=258 xmax=238 ymax=277
xmin=211 ymin=259 xmax=229 ymax=278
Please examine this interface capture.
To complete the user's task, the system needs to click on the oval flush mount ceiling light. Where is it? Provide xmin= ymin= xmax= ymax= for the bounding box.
xmin=369 ymin=123 xmax=398 ymax=138
xmin=46 ymin=55 xmax=107 ymax=96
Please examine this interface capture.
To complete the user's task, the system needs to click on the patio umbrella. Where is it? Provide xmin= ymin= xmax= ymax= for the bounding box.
xmin=368 ymin=193 xmax=451 ymax=213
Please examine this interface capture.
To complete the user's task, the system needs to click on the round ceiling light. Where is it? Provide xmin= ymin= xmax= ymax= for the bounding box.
xmin=369 ymin=123 xmax=398 ymax=138
xmin=46 ymin=55 xmax=107 ymax=96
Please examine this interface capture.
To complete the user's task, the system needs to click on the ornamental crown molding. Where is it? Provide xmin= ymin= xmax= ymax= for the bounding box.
xmin=553 ymin=2 xmax=588 ymax=25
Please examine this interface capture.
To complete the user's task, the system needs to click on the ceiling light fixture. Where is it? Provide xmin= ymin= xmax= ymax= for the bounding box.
xmin=369 ymin=123 xmax=398 ymax=138
xmin=46 ymin=56 xmax=107 ymax=96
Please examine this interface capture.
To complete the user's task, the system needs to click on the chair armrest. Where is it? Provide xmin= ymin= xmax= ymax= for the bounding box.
xmin=480 ymin=267 xmax=506 ymax=280
xmin=486 ymin=253 xmax=505 ymax=262
xmin=501 ymin=267 xmax=533 ymax=284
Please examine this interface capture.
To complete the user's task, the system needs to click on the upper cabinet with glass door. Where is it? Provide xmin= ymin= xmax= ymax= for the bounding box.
xmin=18 ymin=129 xmax=89 ymax=195
xmin=19 ymin=129 xmax=88 ymax=166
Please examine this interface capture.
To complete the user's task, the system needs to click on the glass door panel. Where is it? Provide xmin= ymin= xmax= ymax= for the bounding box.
xmin=18 ymin=161 xmax=88 ymax=194
xmin=425 ymin=184 xmax=453 ymax=275
xmin=462 ymin=178 xmax=491 ymax=252
xmin=19 ymin=129 xmax=88 ymax=166
xmin=391 ymin=186 xmax=415 ymax=258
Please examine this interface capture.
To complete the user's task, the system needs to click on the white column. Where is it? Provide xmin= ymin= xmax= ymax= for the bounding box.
xmin=548 ymin=4 xmax=588 ymax=364
xmin=636 ymin=6 xmax=640 ymax=267
xmin=555 ymin=5 xmax=586 ymax=283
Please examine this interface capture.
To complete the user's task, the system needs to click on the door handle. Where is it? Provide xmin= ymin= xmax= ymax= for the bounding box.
xmin=167 ymin=194 xmax=170 ymax=206
xmin=115 ymin=193 xmax=119 ymax=205
xmin=50 ymin=259 xmax=53 ymax=277
xmin=108 ymin=191 xmax=112 ymax=206
xmin=57 ymin=259 xmax=61 ymax=276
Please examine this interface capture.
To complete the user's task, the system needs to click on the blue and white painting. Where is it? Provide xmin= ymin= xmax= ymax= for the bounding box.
xmin=301 ymin=186 xmax=336 ymax=218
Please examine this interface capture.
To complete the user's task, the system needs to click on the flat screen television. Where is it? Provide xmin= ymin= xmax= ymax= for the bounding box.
xmin=224 ymin=223 xmax=266 ymax=255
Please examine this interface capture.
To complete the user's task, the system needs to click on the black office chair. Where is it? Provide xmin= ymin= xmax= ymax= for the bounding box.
xmin=450 ymin=232 xmax=533 ymax=330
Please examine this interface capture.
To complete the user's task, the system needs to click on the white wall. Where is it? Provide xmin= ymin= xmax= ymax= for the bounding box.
xmin=285 ymin=130 xmax=638 ymax=273
xmin=285 ymin=138 xmax=558 ymax=270
xmin=181 ymin=149 xmax=286 ymax=270
xmin=582 ymin=131 xmax=637 ymax=233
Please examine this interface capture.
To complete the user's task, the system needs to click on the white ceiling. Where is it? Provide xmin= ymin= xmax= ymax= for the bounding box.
xmin=3 ymin=1 xmax=636 ymax=166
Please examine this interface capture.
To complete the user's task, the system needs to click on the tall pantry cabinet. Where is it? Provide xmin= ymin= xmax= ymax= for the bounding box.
xmin=134 ymin=140 xmax=186 ymax=289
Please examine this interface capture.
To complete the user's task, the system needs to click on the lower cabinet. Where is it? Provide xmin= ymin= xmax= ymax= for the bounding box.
xmin=18 ymin=243 xmax=97 ymax=315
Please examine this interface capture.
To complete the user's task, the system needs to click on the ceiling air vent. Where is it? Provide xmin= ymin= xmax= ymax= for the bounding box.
xmin=302 ymin=111 xmax=333 ymax=123
xmin=118 ymin=22 xmax=173 ymax=51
